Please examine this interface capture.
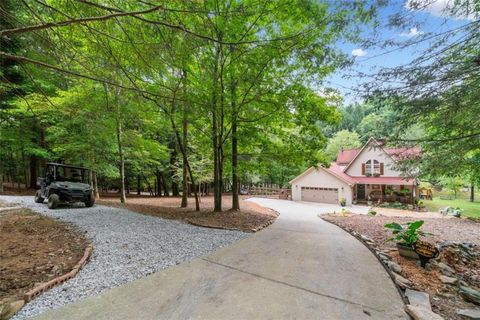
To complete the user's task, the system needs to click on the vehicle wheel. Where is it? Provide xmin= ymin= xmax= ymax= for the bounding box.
xmin=34 ymin=190 xmax=44 ymax=203
xmin=84 ymin=195 xmax=95 ymax=208
xmin=48 ymin=194 xmax=60 ymax=209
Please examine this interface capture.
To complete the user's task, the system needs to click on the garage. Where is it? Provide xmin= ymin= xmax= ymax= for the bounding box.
xmin=301 ymin=187 xmax=338 ymax=203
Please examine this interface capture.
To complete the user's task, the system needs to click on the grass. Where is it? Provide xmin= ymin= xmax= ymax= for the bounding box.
xmin=423 ymin=193 xmax=480 ymax=218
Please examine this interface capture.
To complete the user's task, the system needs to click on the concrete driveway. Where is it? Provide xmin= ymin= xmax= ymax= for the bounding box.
xmin=35 ymin=198 xmax=406 ymax=320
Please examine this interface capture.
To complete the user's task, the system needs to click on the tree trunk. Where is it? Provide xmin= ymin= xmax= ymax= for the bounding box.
xmin=0 ymin=158 xmax=3 ymax=193
xmin=471 ymin=184 xmax=475 ymax=202
xmin=181 ymin=105 xmax=188 ymax=207
xmin=137 ymin=174 xmax=141 ymax=195
xmin=93 ymin=171 xmax=100 ymax=199
xmin=212 ymin=44 xmax=223 ymax=212
xmin=169 ymin=143 xmax=180 ymax=196
xmin=115 ymin=111 xmax=126 ymax=204
xmin=230 ymin=67 xmax=240 ymax=211
xmin=29 ymin=155 xmax=37 ymax=189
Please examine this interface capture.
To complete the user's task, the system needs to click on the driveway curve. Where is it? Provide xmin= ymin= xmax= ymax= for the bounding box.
xmin=34 ymin=198 xmax=407 ymax=320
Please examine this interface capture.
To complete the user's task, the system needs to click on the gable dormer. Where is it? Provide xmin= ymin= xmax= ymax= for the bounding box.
xmin=343 ymin=138 xmax=400 ymax=177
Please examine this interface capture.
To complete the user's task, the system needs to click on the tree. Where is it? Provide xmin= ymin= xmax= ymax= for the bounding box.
xmin=324 ymin=130 xmax=362 ymax=161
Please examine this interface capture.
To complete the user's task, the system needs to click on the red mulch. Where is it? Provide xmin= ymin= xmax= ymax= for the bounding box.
xmin=323 ymin=214 xmax=480 ymax=320
xmin=97 ymin=195 xmax=278 ymax=232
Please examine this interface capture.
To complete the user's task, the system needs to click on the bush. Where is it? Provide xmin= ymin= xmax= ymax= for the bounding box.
xmin=339 ymin=197 xmax=346 ymax=207
xmin=384 ymin=220 xmax=427 ymax=247
xmin=368 ymin=210 xmax=377 ymax=216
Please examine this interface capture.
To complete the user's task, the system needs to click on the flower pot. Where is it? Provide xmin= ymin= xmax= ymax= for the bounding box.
xmin=396 ymin=243 xmax=419 ymax=260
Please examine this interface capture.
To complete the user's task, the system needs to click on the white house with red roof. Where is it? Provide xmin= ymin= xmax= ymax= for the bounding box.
xmin=289 ymin=138 xmax=420 ymax=205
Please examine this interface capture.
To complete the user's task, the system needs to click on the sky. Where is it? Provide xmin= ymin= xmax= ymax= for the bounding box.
xmin=326 ymin=0 xmax=474 ymax=104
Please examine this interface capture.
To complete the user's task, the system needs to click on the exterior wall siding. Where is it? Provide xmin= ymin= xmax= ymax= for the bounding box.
xmin=291 ymin=168 xmax=353 ymax=205
xmin=345 ymin=144 xmax=401 ymax=177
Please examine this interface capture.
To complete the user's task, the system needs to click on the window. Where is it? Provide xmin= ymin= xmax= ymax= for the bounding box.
xmin=373 ymin=160 xmax=380 ymax=174
xmin=364 ymin=160 xmax=382 ymax=176
xmin=365 ymin=160 xmax=372 ymax=175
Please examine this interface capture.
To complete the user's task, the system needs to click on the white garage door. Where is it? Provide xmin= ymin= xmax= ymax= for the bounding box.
xmin=301 ymin=187 xmax=338 ymax=204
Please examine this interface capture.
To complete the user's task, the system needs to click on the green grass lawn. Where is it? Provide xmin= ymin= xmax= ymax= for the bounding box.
xmin=424 ymin=197 xmax=480 ymax=218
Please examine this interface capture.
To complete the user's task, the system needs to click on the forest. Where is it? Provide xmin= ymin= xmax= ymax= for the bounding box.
xmin=1 ymin=0 xmax=479 ymax=210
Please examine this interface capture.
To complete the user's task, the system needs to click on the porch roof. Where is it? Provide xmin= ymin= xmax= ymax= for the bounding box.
xmin=352 ymin=176 xmax=416 ymax=185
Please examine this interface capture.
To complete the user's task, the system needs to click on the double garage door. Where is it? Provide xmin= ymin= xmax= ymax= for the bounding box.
xmin=301 ymin=187 xmax=338 ymax=204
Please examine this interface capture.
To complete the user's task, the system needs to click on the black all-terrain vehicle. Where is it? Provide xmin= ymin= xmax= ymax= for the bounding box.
xmin=35 ymin=163 xmax=95 ymax=209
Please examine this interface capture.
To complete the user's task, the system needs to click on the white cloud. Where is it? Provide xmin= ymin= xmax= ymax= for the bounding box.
xmin=352 ymin=48 xmax=367 ymax=57
xmin=400 ymin=27 xmax=424 ymax=37
xmin=405 ymin=0 xmax=476 ymax=20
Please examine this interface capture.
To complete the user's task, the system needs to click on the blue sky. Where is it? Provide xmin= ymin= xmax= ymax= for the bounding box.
xmin=326 ymin=0 xmax=473 ymax=104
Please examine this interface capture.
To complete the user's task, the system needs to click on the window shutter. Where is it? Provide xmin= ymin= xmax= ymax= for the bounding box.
xmin=380 ymin=163 xmax=384 ymax=175
xmin=361 ymin=163 xmax=366 ymax=175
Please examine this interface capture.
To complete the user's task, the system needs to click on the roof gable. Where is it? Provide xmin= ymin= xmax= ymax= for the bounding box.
xmin=343 ymin=137 xmax=392 ymax=172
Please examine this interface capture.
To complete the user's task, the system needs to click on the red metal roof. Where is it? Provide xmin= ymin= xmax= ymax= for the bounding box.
xmin=336 ymin=146 xmax=420 ymax=164
xmin=327 ymin=162 xmax=415 ymax=185
xmin=327 ymin=162 xmax=356 ymax=184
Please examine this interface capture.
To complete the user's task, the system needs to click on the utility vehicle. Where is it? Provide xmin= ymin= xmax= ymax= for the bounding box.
xmin=35 ymin=163 xmax=95 ymax=209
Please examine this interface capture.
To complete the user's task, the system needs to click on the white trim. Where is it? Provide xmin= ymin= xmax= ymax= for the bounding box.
xmin=290 ymin=166 xmax=353 ymax=186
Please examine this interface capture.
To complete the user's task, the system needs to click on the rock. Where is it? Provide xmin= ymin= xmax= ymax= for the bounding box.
xmin=388 ymin=261 xmax=403 ymax=274
xmin=379 ymin=252 xmax=392 ymax=261
xmin=460 ymin=286 xmax=480 ymax=306
xmin=438 ymin=262 xmax=455 ymax=276
xmin=361 ymin=234 xmax=374 ymax=243
xmin=405 ymin=289 xmax=431 ymax=309
xmin=457 ymin=309 xmax=480 ymax=320
xmin=405 ymin=305 xmax=444 ymax=320
xmin=0 ymin=300 xmax=25 ymax=319
xmin=439 ymin=275 xmax=457 ymax=285
xmin=393 ymin=272 xmax=412 ymax=289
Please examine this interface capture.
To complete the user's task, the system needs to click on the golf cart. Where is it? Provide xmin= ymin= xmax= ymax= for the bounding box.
xmin=35 ymin=163 xmax=95 ymax=209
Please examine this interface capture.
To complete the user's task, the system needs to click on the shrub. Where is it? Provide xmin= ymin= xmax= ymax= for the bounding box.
xmin=384 ymin=220 xmax=427 ymax=247
xmin=339 ymin=197 xmax=346 ymax=207
xmin=368 ymin=210 xmax=377 ymax=216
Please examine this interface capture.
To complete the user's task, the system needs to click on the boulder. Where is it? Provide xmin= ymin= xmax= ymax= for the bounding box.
xmin=438 ymin=262 xmax=455 ymax=276
xmin=388 ymin=261 xmax=403 ymax=274
xmin=460 ymin=286 xmax=480 ymax=306
xmin=438 ymin=275 xmax=457 ymax=285
xmin=457 ymin=309 xmax=480 ymax=320
xmin=405 ymin=289 xmax=431 ymax=309
xmin=405 ymin=305 xmax=444 ymax=320
xmin=393 ymin=273 xmax=412 ymax=289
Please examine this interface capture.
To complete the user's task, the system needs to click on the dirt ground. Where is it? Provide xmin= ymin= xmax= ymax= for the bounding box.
xmin=323 ymin=214 xmax=480 ymax=320
xmin=97 ymin=194 xmax=278 ymax=232
xmin=0 ymin=205 xmax=89 ymax=305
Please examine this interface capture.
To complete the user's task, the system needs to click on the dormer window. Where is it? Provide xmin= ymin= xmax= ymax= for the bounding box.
xmin=362 ymin=160 xmax=384 ymax=176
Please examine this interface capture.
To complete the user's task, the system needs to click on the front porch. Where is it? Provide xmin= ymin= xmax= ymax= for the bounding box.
xmin=353 ymin=183 xmax=417 ymax=205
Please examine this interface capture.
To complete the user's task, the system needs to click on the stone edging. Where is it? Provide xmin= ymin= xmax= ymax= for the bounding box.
xmin=24 ymin=244 xmax=93 ymax=302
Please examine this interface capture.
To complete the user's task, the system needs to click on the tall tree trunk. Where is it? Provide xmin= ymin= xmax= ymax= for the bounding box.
xmin=169 ymin=142 xmax=179 ymax=196
xmin=471 ymin=184 xmax=475 ymax=202
xmin=93 ymin=171 xmax=100 ymax=199
xmin=230 ymin=68 xmax=240 ymax=211
xmin=137 ymin=174 xmax=141 ymax=195
xmin=0 ymin=157 xmax=3 ymax=193
xmin=181 ymin=105 xmax=188 ymax=207
xmin=115 ymin=111 xmax=126 ymax=204
xmin=212 ymin=44 xmax=222 ymax=212
xmin=29 ymin=155 xmax=37 ymax=189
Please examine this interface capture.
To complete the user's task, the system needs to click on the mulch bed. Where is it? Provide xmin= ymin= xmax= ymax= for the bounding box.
xmin=0 ymin=208 xmax=89 ymax=306
xmin=97 ymin=195 xmax=278 ymax=232
xmin=323 ymin=214 xmax=480 ymax=320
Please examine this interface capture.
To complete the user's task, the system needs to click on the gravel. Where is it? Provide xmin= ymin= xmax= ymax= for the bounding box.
xmin=0 ymin=195 xmax=249 ymax=319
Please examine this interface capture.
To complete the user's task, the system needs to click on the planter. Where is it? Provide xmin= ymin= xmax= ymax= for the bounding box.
xmin=397 ymin=243 xmax=419 ymax=260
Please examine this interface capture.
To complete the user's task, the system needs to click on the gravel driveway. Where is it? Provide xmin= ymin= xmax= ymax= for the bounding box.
xmin=0 ymin=196 xmax=249 ymax=319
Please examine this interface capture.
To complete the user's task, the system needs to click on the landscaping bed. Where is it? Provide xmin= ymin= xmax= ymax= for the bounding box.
xmin=0 ymin=205 xmax=88 ymax=318
xmin=323 ymin=214 xmax=480 ymax=320
xmin=98 ymin=195 xmax=278 ymax=232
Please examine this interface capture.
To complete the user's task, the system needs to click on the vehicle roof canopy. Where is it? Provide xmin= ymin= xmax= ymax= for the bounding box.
xmin=46 ymin=162 xmax=90 ymax=170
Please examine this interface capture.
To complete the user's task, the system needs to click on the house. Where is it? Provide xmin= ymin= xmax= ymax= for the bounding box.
xmin=290 ymin=138 xmax=420 ymax=205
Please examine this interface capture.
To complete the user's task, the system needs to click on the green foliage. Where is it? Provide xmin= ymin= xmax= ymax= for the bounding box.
xmin=384 ymin=220 xmax=426 ymax=247
xmin=324 ymin=130 xmax=362 ymax=161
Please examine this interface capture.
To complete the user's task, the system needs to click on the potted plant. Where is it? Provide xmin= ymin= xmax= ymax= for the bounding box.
xmin=384 ymin=220 xmax=427 ymax=259
xmin=339 ymin=197 xmax=346 ymax=207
